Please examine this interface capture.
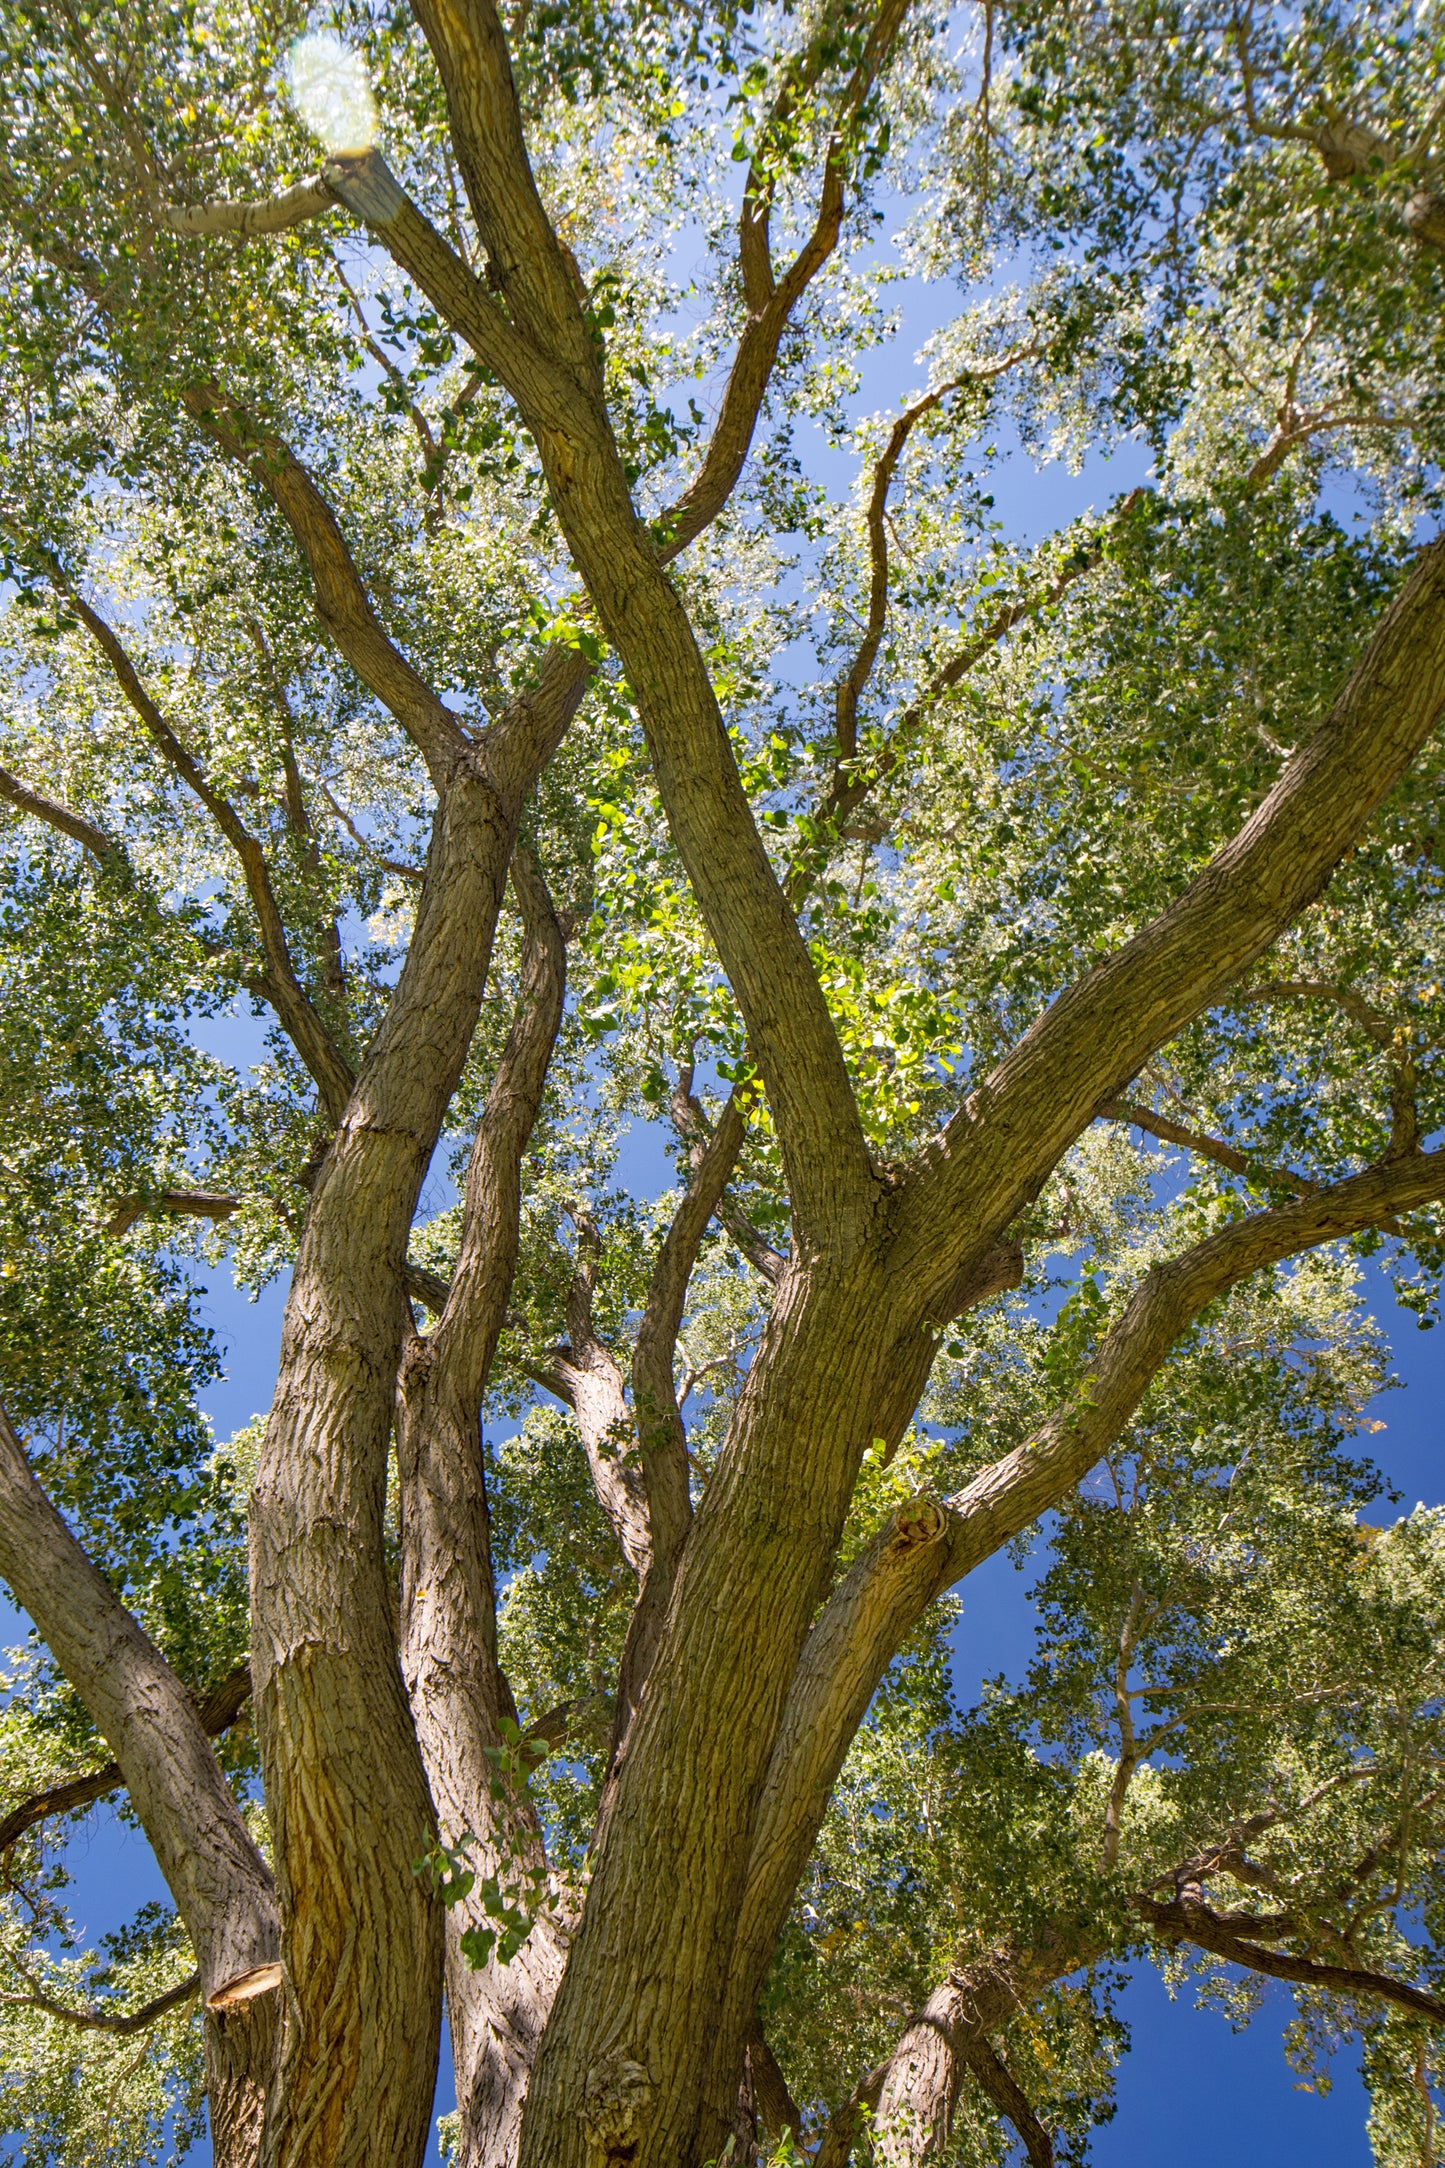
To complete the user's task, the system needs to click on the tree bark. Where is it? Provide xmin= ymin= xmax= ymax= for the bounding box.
xmin=396 ymin=847 xmax=571 ymax=2168
xmin=250 ymin=647 xmax=586 ymax=2168
xmin=0 ymin=1402 xmax=281 ymax=2164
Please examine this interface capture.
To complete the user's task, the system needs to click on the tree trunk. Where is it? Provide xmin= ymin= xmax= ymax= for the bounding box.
xmin=250 ymin=766 xmax=517 ymax=2168
xmin=395 ymin=844 xmax=571 ymax=2167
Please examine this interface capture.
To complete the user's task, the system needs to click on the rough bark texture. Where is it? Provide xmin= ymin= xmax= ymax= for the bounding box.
xmin=0 ymin=1403 xmax=281 ymax=2158
xmin=249 ymin=634 xmax=586 ymax=2168
xmin=332 ymin=12 xmax=1445 ymax=2157
xmin=396 ymin=848 xmax=571 ymax=2168
xmin=10 ymin=14 xmax=1445 ymax=2168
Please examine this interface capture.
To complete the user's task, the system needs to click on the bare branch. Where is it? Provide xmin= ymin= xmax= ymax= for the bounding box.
xmin=833 ymin=348 xmax=1038 ymax=765
xmin=162 ymin=176 xmax=338 ymax=237
xmin=662 ymin=0 xmax=917 ymax=559
xmin=318 ymin=782 xmax=425 ymax=884
xmin=181 ymin=380 xmax=475 ymax=789
xmin=607 ymin=1085 xmax=755 ymax=1770
xmin=1100 ymin=1097 xmax=1313 ymax=1196
xmin=747 ymin=2015 xmax=805 ymax=2144
xmin=790 ymin=493 xmax=1145 ymax=897
xmin=0 ymin=1401 xmax=276 ymax=2004
xmin=667 ymin=1071 xmax=785 ymax=1282
xmin=1 ymin=1967 xmax=200 ymax=2035
xmin=1235 ymin=977 xmax=1397 ymax=1046
xmin=0 ymin=1665 xmax=251 ymax=1855
xmin=1137 ymin=1893 xmax=1445 ymax=2023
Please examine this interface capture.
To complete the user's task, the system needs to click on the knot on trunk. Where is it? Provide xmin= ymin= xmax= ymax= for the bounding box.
xmin=891 ymin=1495 xmax=947 ymax=1550
xmin=582 ymin=2054 xmax=654 ymax=2166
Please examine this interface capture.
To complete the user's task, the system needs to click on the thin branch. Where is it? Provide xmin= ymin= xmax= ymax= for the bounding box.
xmin=1235 ymin=978 xmax=1397 ymax=1047
xmin=663 ymin=0 xmax=917 ymax=559
xmin=57 ymin=575 xmax=355 ymax=1124
xmin=1100 ymin=1097 xmax=1314 ymax=1197
xmin=0 ymin=1664 xmax=251 ymax=1853
xmin=318 ymin=782 xmax=425 ymax=884
xmin=667 ymin=1071 xmax=785 ymax=1283
xmin=833 ymin=347 xmax=1039 ymax=764
xmin=790 ymin=492 xmax=1145 ymax=900
xmin=1137 ymin=1893 xmax=1445 ymax=2023
xmin=1102 ymin=1581 xmax=1146 ymax=1870
xmin=180 ymin=377 xmax=474 ymax=788
xmin=0 ymin=1968 xmax=200 ymax=2035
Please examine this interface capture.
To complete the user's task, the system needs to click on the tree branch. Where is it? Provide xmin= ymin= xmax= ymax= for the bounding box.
xmin=789 ymin=493 xmax=1145 ymax=899
xmin=660 ymin=0 xmax=917 ymax=560
xmin=896 ymin=532 xmax=1445 ymax=1306
xmin=0 ymin=1968 xmax=201 ymax=2035
xmin=343 ymin=25 xmax=880 ymax=1236
xmin=606 ymin=1084 xmax=754 ymax=1770
xmin=1099 ymin=1097 xmax=1313 ymax=1196
xmin=832 ymin=350 xmax=1038 ymax=766
xmin=57 ymin=576 xmax=356 ymax=1125
xmin=107 ymin=1189 xmax=242 ymax=1238
xmin=394 ymin=837 xmax=575 ymax=2168
xmin=161 ymin=175 xmax=339 ymax=237
xmin=182 ymin=380 xmax=473 ymax=787
xmin=0 ymin=1403 xmax=276 ymax=2004
xmin=962 ymin=2036 xmax=1054 ymax=2168
xmin=1137 ymin=1893 xmax=1445 ymax=2023
xmin=719 ymin=1147 xmax=1445 ymax=2067
xmin=0 ymin=762 xmax=119 ymax=863
xmin=0 ymin=1664 xmax=251 ymax=1854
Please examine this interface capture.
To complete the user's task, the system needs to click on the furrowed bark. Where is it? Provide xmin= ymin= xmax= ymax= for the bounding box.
xmin=396 ymin=844 xmax=570 ymax=2168
xmin=249 ymin=644 xmax=587 ymax=2168
xmin=862 ymin=1938 xmax=1100 ymax=2168
xmin=606 ymin=1092 xmax=746 ymax=1766
xmin=0 ymin=1402 xmax=280 ymax=2167
xmin=697 ymin=1150 xmax=1445 ymax=2141
xmin=536 ymin=1234 xmax=654 ymax=1585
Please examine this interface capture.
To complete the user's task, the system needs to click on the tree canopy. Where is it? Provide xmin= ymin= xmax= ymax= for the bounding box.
xmin=2 ymin=1 xmax=1445 ymax=2164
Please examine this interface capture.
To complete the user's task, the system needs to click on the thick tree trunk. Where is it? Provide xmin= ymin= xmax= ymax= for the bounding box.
xmin=251 ymin=752 xmax=549 ymax=2167
xmin=206 ymin=1995 xmax=281 ymax=2168
xmin=522 ymin=1257 xmax=913 ymax=2168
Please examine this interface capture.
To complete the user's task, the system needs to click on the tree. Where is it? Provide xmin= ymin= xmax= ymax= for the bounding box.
xmin=1 ymin=0 xmax=1445 ymax=2161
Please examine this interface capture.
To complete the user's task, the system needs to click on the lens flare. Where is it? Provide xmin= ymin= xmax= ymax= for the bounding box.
xmin=285 ymin=30 xmax=377 ymax=155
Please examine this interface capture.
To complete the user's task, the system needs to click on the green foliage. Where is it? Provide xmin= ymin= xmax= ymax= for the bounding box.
xmin=1 ymin=0 xmax=1444 ymax=2156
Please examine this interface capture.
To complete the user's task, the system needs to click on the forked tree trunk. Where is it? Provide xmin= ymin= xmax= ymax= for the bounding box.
xmin=250 ymin=767 xmax=523 ymax=2168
